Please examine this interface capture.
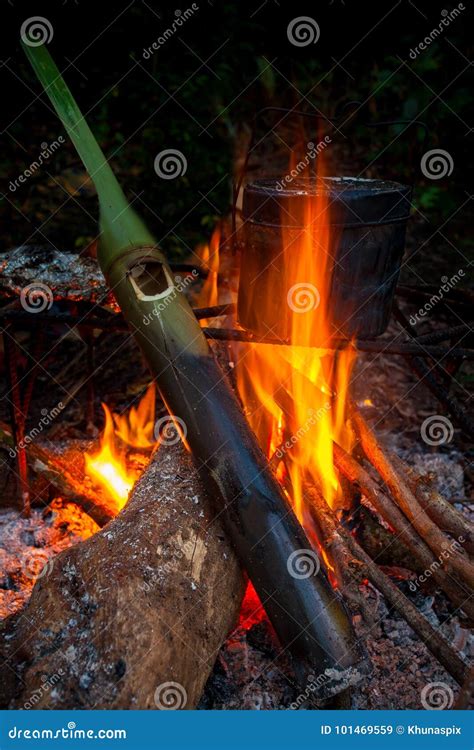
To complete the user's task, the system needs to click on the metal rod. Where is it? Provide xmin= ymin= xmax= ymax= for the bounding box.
xmin=193 ymin=303 xmax=235 ymax=320
xmin=21 ymin=326 xmax=44 ymax=418
xmin=396 ymin=284 xmax=474 ymax=313
xmin=0 ymin=308 xmax=121 ymax=328
xmin=202 ymin=327 xmax=474 ymax=359
xmin=0 ymin=304 xmax=236 ymax=327
xmin=2 ymin=304 xmax=472 ymax=360
xmin=415 ymin=323 xmax=472 ymax=345
xmin=83 ymin=328 xmax=96 ymax=432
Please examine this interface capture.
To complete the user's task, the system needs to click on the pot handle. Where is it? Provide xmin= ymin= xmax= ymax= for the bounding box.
xmin=232 ymin=104 xmax=429 ymax=252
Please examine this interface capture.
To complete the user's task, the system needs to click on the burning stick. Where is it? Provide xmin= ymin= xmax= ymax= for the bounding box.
xmin=350 ymin=407 xmax=474 ymax=592
xmin=454 ymin=666 xmax=474 ymax=709
xmin=23 ymin=43 xmax=362 ymax=696
xmin=333 ymin=443 xmax=474 ymax=620
xmin=389 ymin=451 xmax=474 ymax=556
xmin=340 ymin=525 xmax=469 ymax=686
xmin=305 ymin=487 xmax=374 ymax=625
xmin=306 ymin=487 xmax=469 ymax=686
xmin=0 ymin=421 xmax=115 ymax=527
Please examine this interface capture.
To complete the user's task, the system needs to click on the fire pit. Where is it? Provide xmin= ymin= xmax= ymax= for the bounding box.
xmin=1 ymin=222 xmax=472 ymax=709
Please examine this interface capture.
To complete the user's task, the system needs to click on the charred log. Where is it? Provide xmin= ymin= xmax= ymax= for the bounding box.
xmin=0 ymin=444 xmax=245 ymax=710
xmin=0 ymin=422 xmax=116 ymax=527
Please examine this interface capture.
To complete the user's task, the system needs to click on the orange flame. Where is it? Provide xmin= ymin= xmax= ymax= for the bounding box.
xmin=195 ymin=226 xmax=220 ymax=323
xmin=237 ymin=159 xmax=356 ymax=518
xmin=112 ymin=383 xmax=156 ymax=448
xmin=84 ymin=384 xmax=156 ymax=512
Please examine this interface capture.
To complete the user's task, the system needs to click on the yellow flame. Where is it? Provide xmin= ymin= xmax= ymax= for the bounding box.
xmin=84 ymin=385 xmax=156 ymax=512
xmin=195 ymin=226 xmax=220 ymax=324
xmin=236 ymin=156 xmax=356 ymax=517
xmin=112 ymin=382 xmax=156 ymax=448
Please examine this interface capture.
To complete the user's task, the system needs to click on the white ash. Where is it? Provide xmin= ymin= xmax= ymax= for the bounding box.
xmin=0 ymin=499 xmax=98 ymax=620
xmin=201 ymin=579 xmax=471 ymax=710
xmin=397 ymin=449 xmax=465 ymax=500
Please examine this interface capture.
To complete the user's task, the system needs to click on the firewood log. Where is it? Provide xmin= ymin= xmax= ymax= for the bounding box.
xmin=0 ymin=444 xmax=245 ymax=709
xmin=0 ymin=422 xmax=115 ymax=527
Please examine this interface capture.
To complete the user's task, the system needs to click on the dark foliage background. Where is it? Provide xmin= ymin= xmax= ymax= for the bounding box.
xmin=0 ymin=0 xmax=472 ymax=272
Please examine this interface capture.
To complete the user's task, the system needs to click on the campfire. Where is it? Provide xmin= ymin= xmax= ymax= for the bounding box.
xmin=0 ymin=40 xmax=472 ymax=714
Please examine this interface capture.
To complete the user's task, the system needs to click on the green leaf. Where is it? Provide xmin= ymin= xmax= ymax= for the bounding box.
xmin=22 ymin=42 xmax=154 ymax=263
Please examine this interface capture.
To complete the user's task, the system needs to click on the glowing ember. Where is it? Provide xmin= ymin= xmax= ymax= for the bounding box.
xmin=84 ymin=385 xmax=156 ymax=512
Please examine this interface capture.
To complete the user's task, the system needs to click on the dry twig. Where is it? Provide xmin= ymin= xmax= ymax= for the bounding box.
xmin=333 ymin=443 xmax=474 ymax=620
xmin=350 ymin=407 xmax=474 ymax=591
